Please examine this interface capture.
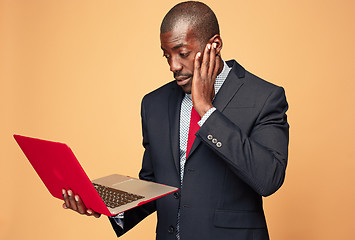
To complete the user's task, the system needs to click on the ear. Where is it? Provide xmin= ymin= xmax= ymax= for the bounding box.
xmin=209 ymin=34 xmax=223 ymax=55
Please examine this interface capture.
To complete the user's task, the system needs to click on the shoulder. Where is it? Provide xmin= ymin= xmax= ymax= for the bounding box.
xmin=141 ymin=81 xmax=184 ymax=114
xmin=245 ymin=71 xmax=287 ymax=110
xmin=227 ymin=59 xmax=282 ymax=91
xmin=231 ymin=59 xmax=284 ymax=89
xmin=225 ymin=59 xmax=286 ymax=106
xmin=245 ymin=70 xmax=284 ymax=94
xmin=142 ymin=81 xmax=178 ymax=103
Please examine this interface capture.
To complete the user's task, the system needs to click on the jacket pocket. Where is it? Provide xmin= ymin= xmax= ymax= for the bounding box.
xmin=213 ymin=210 xmax=267 ymax=229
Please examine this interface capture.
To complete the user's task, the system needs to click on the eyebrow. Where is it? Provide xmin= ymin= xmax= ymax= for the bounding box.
xmin=172 ymin=43 xmax=186 ymax=50
xmin=161 ymin=43 xmax=187 ymax=52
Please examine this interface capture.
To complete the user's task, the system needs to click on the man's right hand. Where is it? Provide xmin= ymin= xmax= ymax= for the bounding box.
xmin=62 ymin=189 xmax=101 ymax=218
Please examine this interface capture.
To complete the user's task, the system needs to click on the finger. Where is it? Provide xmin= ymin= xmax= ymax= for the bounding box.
xmin=62 ymin=189 xmax=70 ymax=208
xmin=192 ymin=52 xmax=202 ymax=98
xmin=67 ymin=189 xmax=78 ymax=211
xmin=86 ymin=209 xmax=101 ymax=218
xmin=200 ymin=43 xmax=211 ymax=77
xmin=193 ymin=51 xmax=202 ymax=85
xmin=208 ymin=42 xmax=217 ymax=78
xmin=193 ymin=51 xmax=202 ymax=74
xmin=74 ymin=195 xmax=87 ymax=214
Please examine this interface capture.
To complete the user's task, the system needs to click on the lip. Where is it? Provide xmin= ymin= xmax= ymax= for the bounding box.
xmin=175 ymin=76 xmax=191 ymax=86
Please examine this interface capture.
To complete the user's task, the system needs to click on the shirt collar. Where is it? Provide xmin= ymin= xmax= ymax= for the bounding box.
xmin=215 ymin=59 xmax=231 ymax=95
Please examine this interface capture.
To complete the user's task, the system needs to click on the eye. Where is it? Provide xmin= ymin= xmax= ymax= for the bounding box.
xmin=163 ymin=54 xmax=170 ymax=59
xmin=179 ymin=52 xmax=190 ymax=58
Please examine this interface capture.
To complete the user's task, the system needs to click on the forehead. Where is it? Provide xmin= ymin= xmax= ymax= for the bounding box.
xmin=160 ymin=23 xmax=201 ymax=50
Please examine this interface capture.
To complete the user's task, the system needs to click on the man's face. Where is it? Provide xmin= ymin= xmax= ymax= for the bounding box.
xmin=160 ymin=23 xmax=204 ymax=93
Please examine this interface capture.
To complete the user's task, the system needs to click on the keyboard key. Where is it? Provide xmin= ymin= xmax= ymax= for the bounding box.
xmin=93 ymin=183 xmax=144 ymax=208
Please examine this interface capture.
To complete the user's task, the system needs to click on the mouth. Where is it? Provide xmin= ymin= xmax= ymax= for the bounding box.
xmin=175 ymin=76 xmax=192 ymax=86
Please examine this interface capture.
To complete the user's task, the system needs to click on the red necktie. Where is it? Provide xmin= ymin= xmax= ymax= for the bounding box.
xmin=186 ymin=107 xmax=201 ymax=158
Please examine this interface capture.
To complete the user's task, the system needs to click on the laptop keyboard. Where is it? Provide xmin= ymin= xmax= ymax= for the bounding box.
xmin=93 ymin=183 xmax=144 ymax=208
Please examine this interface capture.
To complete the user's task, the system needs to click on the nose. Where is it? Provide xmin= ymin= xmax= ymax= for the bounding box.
xmin=169 ymin=57 xmax=183 ymax=73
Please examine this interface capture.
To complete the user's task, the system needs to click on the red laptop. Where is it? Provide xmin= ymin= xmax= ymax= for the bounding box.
xmin=14 ymin=134 xmax=178 ymax=216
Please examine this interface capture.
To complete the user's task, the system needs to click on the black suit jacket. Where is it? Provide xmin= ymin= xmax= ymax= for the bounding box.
xmin=110 ymin=60 xmax=289 ymax=240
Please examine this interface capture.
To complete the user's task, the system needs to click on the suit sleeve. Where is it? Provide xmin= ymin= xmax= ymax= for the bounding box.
xmin=109 ymin=97 xmax=157 ymax=237
xmin=196 ymin=86 xmax=289 ymax=196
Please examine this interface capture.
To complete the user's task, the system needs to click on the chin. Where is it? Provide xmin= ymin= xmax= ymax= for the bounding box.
xmin=180 ymin=85 xmax=192 ymax=94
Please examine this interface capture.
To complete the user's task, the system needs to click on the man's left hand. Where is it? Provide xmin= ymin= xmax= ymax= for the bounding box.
xmin=191 ymin=42 xmax=221 ymax=117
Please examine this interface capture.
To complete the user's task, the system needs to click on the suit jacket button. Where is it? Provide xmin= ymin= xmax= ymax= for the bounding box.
xmin=168 ymin=225 xmax=175 ymax=233
xmin=212 ymin=138 xmax=217 ymax=144
xmin=216 ymin=142 xmax=222 ymax=148
xmin=207 ymin=134 xmax=213 ymax=140
xmin=173 ymin=192 xmax=180 ymax=199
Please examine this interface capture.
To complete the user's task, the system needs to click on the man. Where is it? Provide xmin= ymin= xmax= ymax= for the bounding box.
xmin=62 ymin=1 xmax=289 ymax=239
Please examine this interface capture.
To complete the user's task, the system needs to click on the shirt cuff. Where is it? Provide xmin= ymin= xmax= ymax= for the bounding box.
xmin=110 ymin=212 xmax=124 ymax=229
xmin=198 ymin=107 xmax=216 ymax=127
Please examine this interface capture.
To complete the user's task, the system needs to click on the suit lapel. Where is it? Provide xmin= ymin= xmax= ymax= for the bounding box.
xmin=213 ymin=60 xmax=245 ymax=111
xmin=168 ymin=84 xmax=184 ymax=173
xmin=186 ymin=60 xmax=246 ymax=160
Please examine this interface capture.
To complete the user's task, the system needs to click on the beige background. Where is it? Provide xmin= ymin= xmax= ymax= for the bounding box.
xmin=1 ymin=0 xmax=354 ymax=239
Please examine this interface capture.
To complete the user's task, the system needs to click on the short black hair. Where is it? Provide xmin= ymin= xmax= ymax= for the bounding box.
xmin=160 ymin=1 xmax=220 ymax=45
